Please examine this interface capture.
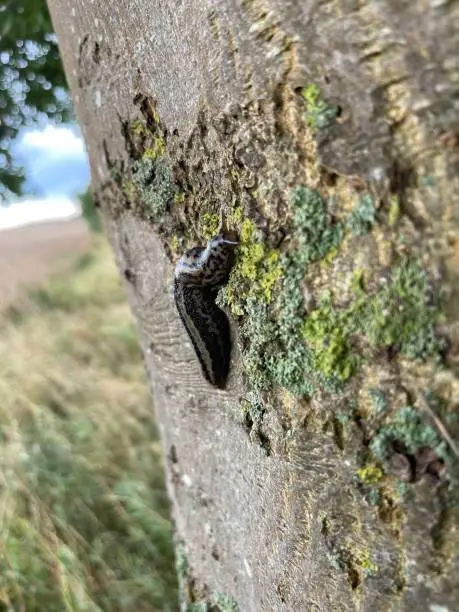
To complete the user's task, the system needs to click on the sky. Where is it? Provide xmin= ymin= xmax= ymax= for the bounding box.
xmin=0 ymin=123 xmax=90 ymax=230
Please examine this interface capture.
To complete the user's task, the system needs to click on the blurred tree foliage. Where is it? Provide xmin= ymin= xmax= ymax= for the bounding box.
xmin=0 ymin=0 xmax=71 ymax=199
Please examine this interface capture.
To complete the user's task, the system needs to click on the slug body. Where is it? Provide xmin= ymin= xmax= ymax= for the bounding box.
xmin=174 ymin=233 xmax=238 ymax=389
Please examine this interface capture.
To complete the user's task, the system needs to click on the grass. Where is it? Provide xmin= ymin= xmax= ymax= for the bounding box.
xmin=0 ymin=238 xmax=178 ymax=611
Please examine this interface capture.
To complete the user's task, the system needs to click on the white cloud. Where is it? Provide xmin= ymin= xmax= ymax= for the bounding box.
xmin=21 ymin=125 xmax=86 ymax=159
xmin=13 ymin=123 xmax=90 ymax=197
xmin=0 ymin=197 xmax=80 ymax=231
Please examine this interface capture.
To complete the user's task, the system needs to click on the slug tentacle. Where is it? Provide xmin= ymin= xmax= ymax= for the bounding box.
xmin=174 ymin=231 xmax=238 ymax=388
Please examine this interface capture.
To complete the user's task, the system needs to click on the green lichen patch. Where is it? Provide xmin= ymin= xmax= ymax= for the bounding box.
xmin=131 ymin=118 xmax=148 ymax=136
xmin=302 ymin=84 xmax=337 ymax=130
xmin=174 ymin=192 xmax=186 ymax=204
xmin=350 ymin=547 xmax=379 ymax=579
xmin=357 ymin=465 xmax=384 ymax=485
xmin=239 ymin=298 xmax=276 ymax=397
xmin=369 ymin=388 xmax=390 ymax=413
xmin=142 ymin=135 xmax=166 ymax=160
xmin=291 ymin=185 xmax=344 ymax=264
xmin=170 ymin=235 xmax=180 ymax=254
xmin=221 ymin=218 xmax=283 ymax=316
xmin=199 ymin=212 xmax=221 ymax=241
xmin=132 ymin=156 xmax=175 ymax=221
xmin=326 ymin=540 xmax=379 ymax=589
xmin=221 ymin=186 xmax=345 ymax=400
xmin=301 ymin=260 xmax=444 ymax=381
xmin=302 ymin=290 xmax=359 ymax=381
xmin=346 ymin=194 xmax=376 ymax=236
xmin=212 ymin=593 xmax=239 ymax=612
xmin=387 ymin=195 xmax=400 ymax=227
xmin=267 ymin=187 xmax=346 ymax=392
xmin=370 ymin=405 xmax=449 ymax=464
xmin=360 ymin=261 xmax=444 ymax=360
xmin=228 ymin=205 xmax=243 ymax=227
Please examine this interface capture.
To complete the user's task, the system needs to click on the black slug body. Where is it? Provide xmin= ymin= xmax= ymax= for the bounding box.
xmin=174 ymin=282 xmax=231 ymax=388
xmin=174 ymin=233 xmax=238 ymax=388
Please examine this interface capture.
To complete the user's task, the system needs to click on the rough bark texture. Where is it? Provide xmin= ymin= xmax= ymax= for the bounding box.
xmin=48 ymin=1 xmax=459 ymax=610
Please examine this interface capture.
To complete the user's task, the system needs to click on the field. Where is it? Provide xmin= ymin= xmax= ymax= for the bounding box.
xmin=0 ymin=229 xmax=178 ymax=611
xmin=0 ymin=219 xmax=91 ymax=307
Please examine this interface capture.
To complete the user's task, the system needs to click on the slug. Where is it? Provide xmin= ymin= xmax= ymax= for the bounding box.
xmin=174 ymin=232 xmax=238 ymax=389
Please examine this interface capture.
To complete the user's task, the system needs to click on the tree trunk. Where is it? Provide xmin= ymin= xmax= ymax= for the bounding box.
xmin=47 ymin=0 xmax=459 ymax=610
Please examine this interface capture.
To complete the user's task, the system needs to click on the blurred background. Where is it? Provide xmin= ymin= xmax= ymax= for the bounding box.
xmin=0 ymin=1 xmax=178 ymax=609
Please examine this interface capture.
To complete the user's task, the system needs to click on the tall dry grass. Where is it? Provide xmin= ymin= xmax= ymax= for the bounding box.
xmin=0 ymin=239 xmax=178 ymax=611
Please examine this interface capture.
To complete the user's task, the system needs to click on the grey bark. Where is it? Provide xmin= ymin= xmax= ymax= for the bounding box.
xmin=47 ymin=1 xmax=459 ymax=610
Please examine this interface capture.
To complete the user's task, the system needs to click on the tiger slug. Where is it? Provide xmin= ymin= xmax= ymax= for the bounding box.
xmin=174 ymin=232 xmax=238 ymax=388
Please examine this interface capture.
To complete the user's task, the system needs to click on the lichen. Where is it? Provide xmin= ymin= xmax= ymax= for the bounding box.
xmin=188 ymin=604 xmax=207 ymax=612
xmin=174 ymin=192 xmax=185 ymax=204
xmin=301 ymin=260 xmax=444 ymax=381
xmin=170 ymin=235 xmax=180 ymax=253
xmin=361 ymin=261 xmax=444 ymax=360
xmin=302 ymin=290 xmax=358 ymax=381
xmin=228 ymin=205 xmax=243 ymax=227
xmin=388 ymin=195 xmax=400 ymax=226
xmin=142 ymin=135 xmax=166 ymax=161
xmin=199 ymin=212 xmax=221 ymax=241
xmin=132 ymin=156 xmax=174 ymax=221
xmin=326 ymin=540 xmax=379 ymax=589
xmin=370 ymin=405 xmax=448 ymax=463
xmin=351 ymin=548 xmax=379 ymax=578
xmin=219 ymin=186 xmax=345 ymax=399
xmin=357 ymin=465 xmax=384 ymax=485
xmin=369 ymin=389 xmax=389 ymax=413
xmin=221 ymin=218 xmax=283 ymax=316
xmin=302 ymin=84 xmax=337 ymax=130
xmin=290 ymin=185 xmax=344 ymax=264
xmin=132 ymin=119 xmax=146 ymax=136
xmin=212 ymin=593 xmax=239 ymax=612
xmin=240 ymin=297 xmax=275 ymax=398
xmin=121 ymin=179 xmax=137 ymax=204
xmin=346 ymin=194 xmax=376 ymax=236
xmin=258 ymin=187 xmax=345 ymax=395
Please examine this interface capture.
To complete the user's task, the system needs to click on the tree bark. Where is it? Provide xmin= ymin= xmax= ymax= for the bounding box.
xmin=48 ymin=0 xmax=459 ymax=610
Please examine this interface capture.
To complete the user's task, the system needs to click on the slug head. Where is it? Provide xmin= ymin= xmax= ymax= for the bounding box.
xmin=175 ymin=231 xmax=238 ymax=287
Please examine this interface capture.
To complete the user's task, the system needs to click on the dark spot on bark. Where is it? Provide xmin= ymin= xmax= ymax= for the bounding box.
xmin=123 ymin=268 xmax=136 ymax=283
xmin=169 ymin=444 xmax=178 ymax=464
xmin=93 ymin=41 xmax=100 ymax=64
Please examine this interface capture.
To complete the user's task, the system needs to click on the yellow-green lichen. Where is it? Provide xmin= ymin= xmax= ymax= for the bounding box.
xmin=351 ymin=548 xmax=379 ymax=578
xmin=357 ymin=465 xmax=384 ymax=485
xmin=173 ymin=192 xmax=185 ymax=204
xmin=222 ymin=186 xmax=346 ymax=400
xmin=228 ymin=205 xmax=243 ymax=227
xmin=327 ymin=540 xmax=379 ymax=588
xmin=121 ymin=179 xmax=137 ymax=203
xmin=301 ymin=260 xmax=445 ymax=382
xmin=223 ymin=218 xmax=283 ymax=315
xmin=388 ymin=195 xmax=400 ymax=226
xmin=302 ymin=84 xmax=337 ymax=130
xmin=142 ymin=136 xmax=166 ymax=161
xmin=199 ymin=212 xmax=221 ymax=241
xmin=132 ymin=119 xmax=146 ymax=135
xmin=302 ymin=290 xmax=359 ymax=381
xmin=170 ymin=235 xmax=180 ymax=253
